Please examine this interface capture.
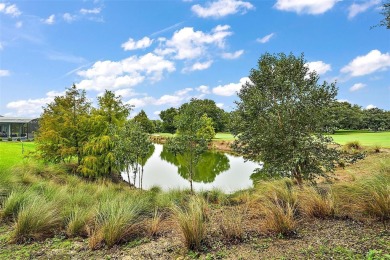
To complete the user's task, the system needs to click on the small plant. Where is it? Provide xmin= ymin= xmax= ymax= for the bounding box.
xmin=262 ymin=195 xmax=297 ymax=236
xmin=16 ymin=138 xmax=21 ymax=141
xmin=220 ymin=206 xmax=245 ymax=241
xmin=148 ymin=208 xmax=163 ymax=237
xmin=372 ymin=145 xmax=381 ymax=153
xmin=344 ymin=140 xmax=362 ymax=150
xmin=65 ymin=206 xmax=92 ymax=237
xmin=10 ymin=199 xmax=62 ymax=243
xmin=173 ymin=195 xmax=207 ymax=250
xmin=297 ymin=186 xmax=335 ymax=218
xmin=0 ymin=189 xmax=34 ymax=221
xmin=7 ymin=137 xmax=12 ymax=141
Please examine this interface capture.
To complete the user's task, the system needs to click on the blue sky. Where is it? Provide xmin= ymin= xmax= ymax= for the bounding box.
xmin=0 ymin=0 xmax=389 ymax=119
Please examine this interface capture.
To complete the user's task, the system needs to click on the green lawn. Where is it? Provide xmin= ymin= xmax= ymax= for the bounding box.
xmin=0 ymin=141 xmax=36 ymax=170
xmin=329 ymin=130 xmax=390 ymax=148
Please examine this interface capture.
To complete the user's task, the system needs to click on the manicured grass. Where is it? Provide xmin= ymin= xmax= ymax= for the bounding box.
xmin=0 ymin=141 xmax=36 ymax=170
xmin=330 ymin=130 xmax=390 ymax=148
xmin=213 ymin=133 xmax=235 ymax=141
xmin=152 ymin=133 xmax=174 ymax=137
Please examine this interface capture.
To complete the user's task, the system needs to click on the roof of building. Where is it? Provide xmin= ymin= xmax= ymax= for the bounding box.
xmin=0 ymin=117 xmax=34 ymax=123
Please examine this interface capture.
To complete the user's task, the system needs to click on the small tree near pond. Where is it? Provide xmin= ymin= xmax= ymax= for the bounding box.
xmin=232 ymin=53 xmax=340 ymax=184
xmin=166 ymin=99 xmax=215 ymax=192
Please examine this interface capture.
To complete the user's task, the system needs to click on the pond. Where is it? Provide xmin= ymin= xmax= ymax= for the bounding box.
xmin=121 ymin=144 xmax=259 ymax=193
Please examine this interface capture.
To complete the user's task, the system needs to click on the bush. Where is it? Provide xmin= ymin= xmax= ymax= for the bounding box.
xmin=173 ymin=196 xmax=207 ymax=250
xmin=344 ymin=141 xmax=362 ymax=151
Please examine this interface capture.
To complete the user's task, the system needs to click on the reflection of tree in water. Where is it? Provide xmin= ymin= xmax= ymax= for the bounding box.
xmin=160 ymin=145 xmax=230 ymax=183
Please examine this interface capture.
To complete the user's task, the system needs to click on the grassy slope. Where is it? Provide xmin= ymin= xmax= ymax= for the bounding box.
xmin=330 ymin=130 xmax=390 ymax=148
xmin=0 ymin=141 xmax=36 ymax=170
xmin=155 ymin=131 xmax=390 ymax=148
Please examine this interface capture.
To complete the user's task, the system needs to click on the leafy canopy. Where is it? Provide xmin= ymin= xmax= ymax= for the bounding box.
xmin=233 ymin=52 xmax=339 ymax=183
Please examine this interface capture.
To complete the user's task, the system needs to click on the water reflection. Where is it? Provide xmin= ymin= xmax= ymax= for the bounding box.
xmin=121 ymin=144 xmax=258 ymax=193
xmin=160 ymin=145 xmax=230 ymax=183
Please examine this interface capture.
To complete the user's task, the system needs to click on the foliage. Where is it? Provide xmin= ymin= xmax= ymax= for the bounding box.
xmin=159 ymin=107 xmax=179 ymax=134
xmin=133 ymin=110 xmax=155 ymax=134
xmin=379 ymin=0 xmax=390 ymax=29
xmin=79 ymin=90 xmax=131 ymax=178
xmin=165 ymin=100 xmax=216 ymax=192
xmin=36 ymin=85 xmax=90 ymax=165
xmin=233 ymin=52 xmax=339 ymax=183
xmin=297 ymin=186 xmax=335 ymax=218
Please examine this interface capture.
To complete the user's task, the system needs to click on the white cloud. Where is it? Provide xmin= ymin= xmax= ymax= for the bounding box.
xmin=348 ymin=0 xmax=380 ymax=19
xmin=366 ymin=104 xmax=376 ymax=109
xmin=0 ymin=42 xmax=3 ymax=50
xmin=121 ymin=37 xmax=153 ymax=51
xmin=185 ymin=60 xmax=213 ymax=72
xmin=306 ymin=61 xmax=332 ymax=75
xmin=154 ymin=111 xmax=161 ymax=115
xmin=191 ymin=0 xmax=254 ymax=18
xmin=212 ymin=77 xmax=250 ymax=96
xmin=216 ymin=103 xmax=224 ymax=108
xmin=196 ymin=85 xmax=210 ymax=94
xmin=341 ymin=50 xmax=390 ymax=77
xmin=63 ymin=13 xmax=76 ymax=23
xmin=0 ymin=3 xmax=21 ymax=17
xmin=337 ymin=99 xmax=350 ymax=103
xmin=6 ymin=90 xmax=65 ymax=117
xmin=257 ymin=33 xmax=275 ymax=44
xmin=77 ymin=53 xmax=175 ymax=91
xmin=274 ymin=0 xmax=339 ymax=15
xmin=222 ymin=50 xmax=244 ymax=59
xmin=80 ymin=8 xmax=101 ymax=14
xmin=114 ymin=88 xmax=138 ymax=98
xmin=15 ymin=21 xmax=22 ymax=28
xmin=0 ymin=70 xmax=10 ymax=77
xmin=349 ymin=83 xmax=366 ymax=92
xmin=158 ymin=25 xmax=233 ymax=60
xmin=43 ymin=14 xmax=55 ymax=25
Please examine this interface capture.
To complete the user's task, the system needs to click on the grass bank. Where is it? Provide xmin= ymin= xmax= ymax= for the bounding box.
xmin=0 ymin=141 xmax=36 ymax=170
xmin=0 ymin=149 xmax=389 ymax=258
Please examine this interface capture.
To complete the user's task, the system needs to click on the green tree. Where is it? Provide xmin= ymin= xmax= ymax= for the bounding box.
xmin=362 ymin=108 xmax=390 ymax=131
xmin=379 ymin=0 xmax=390 ymax=29
xmin=165 ymin=101 xmax=215 ymax=192
xmin=160 ymin=107 xmax=178 ymax=133
xmin=232 ymin=53 xmax=339 ymax=184
xmin=37 ymin=85 xmax=90 ymax=165
xmin=80 ymin=90 xmax=131 ymax=178
xmin=325 ymin=101 xmax=363 ymax=131
xmin=114 ymin=120 xmax=154 ymax=189
xmin=133 ymin=110 xmax=155 ymax=133
xmin=178 ymin=99 xmax=228 ymax=132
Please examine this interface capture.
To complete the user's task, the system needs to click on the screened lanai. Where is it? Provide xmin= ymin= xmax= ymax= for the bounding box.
xmin=0 ymin=117 xmax=38 ymax=139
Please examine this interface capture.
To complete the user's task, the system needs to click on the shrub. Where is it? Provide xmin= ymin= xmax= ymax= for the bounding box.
xmin=344 ymin=141 xmax=362 ymax=151
xmin=7 ymin=138 xmax=12 ymax=141
xmin=297 ymin=186 xmax=334 ymax=218
xmin=10 ymin=199 xmax=62 ymax=243
xmin=220 ymin=206 xmax=245 ymax=241
xmin=173 ymin=195 xmax=207 ymax=250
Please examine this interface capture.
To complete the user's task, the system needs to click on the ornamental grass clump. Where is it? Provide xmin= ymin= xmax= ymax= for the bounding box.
xmin=220 ymin=206 xmax=246 ymax=241
xmin=0 ymin=188 xmax=34 ymax=221
xmin=173 ymin=195 xmax=207 ymax=250
xmin=297 ymin=186 xmax=335 ymax=219
xmin=262 ymin=196 xmax=297 ymax=236
xmin=88 ymin=197 xmax=149 ymax=249
xmin=10 ymin=198 xmax=62 ymax=243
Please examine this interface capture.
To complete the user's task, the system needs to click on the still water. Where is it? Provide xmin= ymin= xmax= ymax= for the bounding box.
xmin=121 ymin=144 xmax=259 ymax=193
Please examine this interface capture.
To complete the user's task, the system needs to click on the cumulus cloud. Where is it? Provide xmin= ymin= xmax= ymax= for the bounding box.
xmin=126 ymin=87 xmax=193 ymax=108
xmin=0 ymin=69 xmax=10 ymax=77
xmin=185 ymin=60 xmax=213 ymax=72
xmin=216 ymin=103 xmax=224 ymax=108
xmin=366 ymin=104 xmax=376 ymax=109
xmin=6 ymin=90 xmax=65 ymax=117
xmin=156 ymin=25 xmax=233 ymax=60
xmin=341 ymin=50 xmax=390 ymax=77
xmin=257 ymin=33 xmax=275 ymax=44
xmin=0 ymin=3 xmax=21 ymax=17
xmin=348 ymin=0 xmax=380 ymax=19
xmin=349 ymin=83 xmax=366 ymax=92
xmin=196 ymin=85 xmax=210 ymax=94
xmin=122 ymin=37 xmax=153 ymax=51
xmin=306 ymin=61 xmax=332 ymax=75
xmin=212 ymin=77 xmax=250 ymax=96
xmin=191 ymin=0 xmax=254 ymax=18
xmin=77 ymin=53 xmax=175 ymax=91
xmin=274 ymin=0 xmax=339 ymax=15
xmin=222 ymin=50 xmax=244 ymax=59
xmin=114 ymin=88 xmax=138 ymax=98
xmin=43 ymin=14 xmax=55 ymax=25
